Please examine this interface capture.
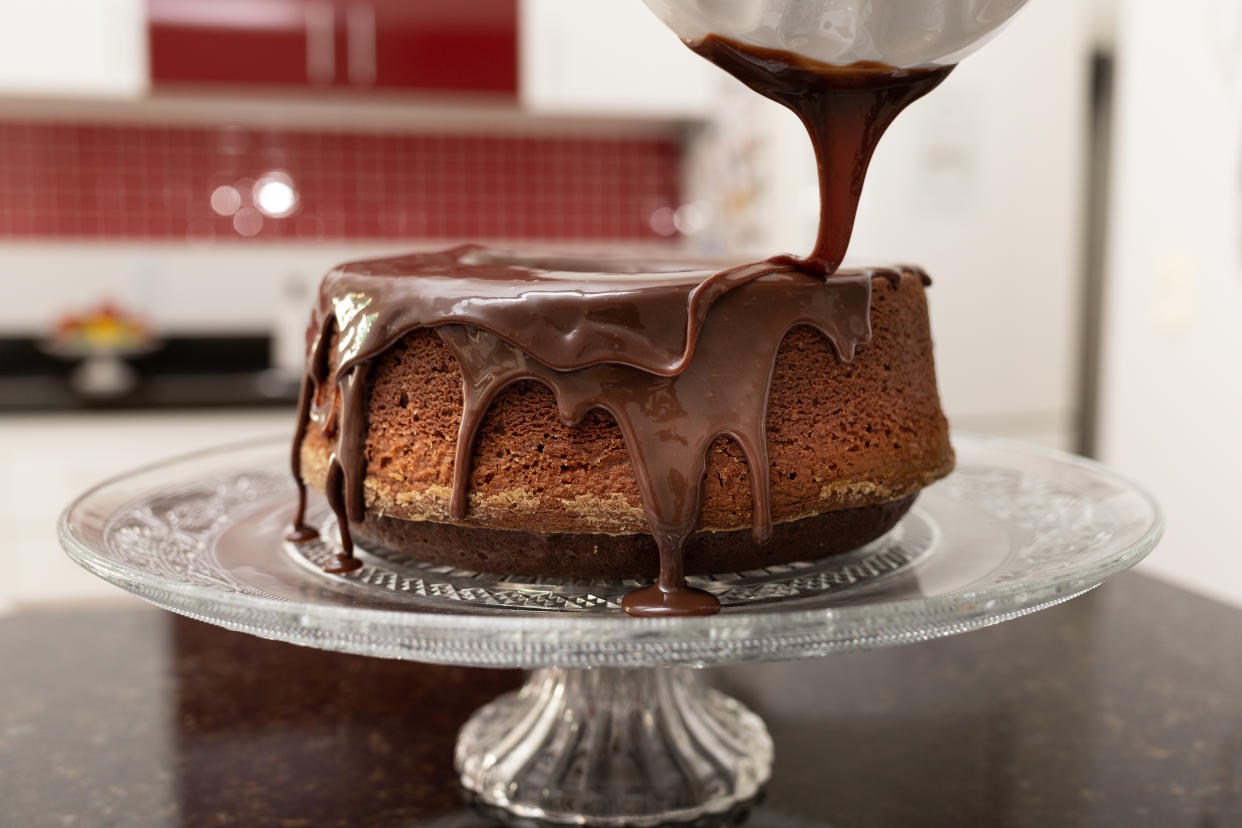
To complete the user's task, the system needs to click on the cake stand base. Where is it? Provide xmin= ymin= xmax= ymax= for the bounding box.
xmin=455 ymin=667 xmax=771 ymax=826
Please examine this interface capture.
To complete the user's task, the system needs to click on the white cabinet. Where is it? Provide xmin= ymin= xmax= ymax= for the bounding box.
xmin=520 ymin=0 xmax=714 ymax=118
xmin=0 ymin=411 xmax=290 ymax=614
xmin=0 ymin=0 xmax=147 ymax=98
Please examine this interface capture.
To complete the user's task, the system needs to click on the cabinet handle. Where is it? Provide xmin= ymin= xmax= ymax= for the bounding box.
xmin=306 ymin=1 xmax=336 ymax=85
xmin=347 ymin=4 xmax=377 ymax=86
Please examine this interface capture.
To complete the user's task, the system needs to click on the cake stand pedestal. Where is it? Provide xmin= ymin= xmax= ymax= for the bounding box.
xmin=59 ymin=434 xmax=1161 ymax=827
xmin=457 ymin=667 xmax=770 ymax=825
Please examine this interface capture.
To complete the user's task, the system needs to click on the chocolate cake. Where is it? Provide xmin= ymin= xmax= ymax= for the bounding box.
xmin=286 ymin=35 xmax=959 ymax=617
xmin=287 ymin=248 xmax=953 ymax=616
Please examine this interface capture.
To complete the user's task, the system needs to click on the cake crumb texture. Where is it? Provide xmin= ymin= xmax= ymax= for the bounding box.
xmin=301 ymin=273 xmax=953 ymax=535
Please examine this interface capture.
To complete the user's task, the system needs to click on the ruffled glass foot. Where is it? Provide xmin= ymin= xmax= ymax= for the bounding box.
xmin=456 ymin=667 xmax=771 ymax=826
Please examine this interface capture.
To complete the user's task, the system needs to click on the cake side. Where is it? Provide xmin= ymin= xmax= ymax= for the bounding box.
xmin=347 ymin=494 xmax=919 ymax=579
xmin=298 ymin=271 xmax=953 ymax=536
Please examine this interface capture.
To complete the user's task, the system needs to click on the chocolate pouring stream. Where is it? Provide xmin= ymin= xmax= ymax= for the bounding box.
xmin=689 ymin=36 xmax=953 ymax=276
xmin=286 ymin=37 xmax=952 ymax=617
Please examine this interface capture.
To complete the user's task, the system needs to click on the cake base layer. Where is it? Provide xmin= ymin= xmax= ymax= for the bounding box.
xmin=349 ymin=494 xmax=917 ymax=580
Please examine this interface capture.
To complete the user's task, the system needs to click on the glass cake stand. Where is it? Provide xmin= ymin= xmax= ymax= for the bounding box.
xmin=59 ymin=433 xmax=1161 ymax=827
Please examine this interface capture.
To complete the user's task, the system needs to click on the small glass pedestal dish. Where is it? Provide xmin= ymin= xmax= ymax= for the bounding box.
xmin=60 ymin=434 xmax=1161 ymax=827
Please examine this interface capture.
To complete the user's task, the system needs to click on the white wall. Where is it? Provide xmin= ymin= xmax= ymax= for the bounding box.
xmin=1099 ymin=0 xmax=1242 ymax=606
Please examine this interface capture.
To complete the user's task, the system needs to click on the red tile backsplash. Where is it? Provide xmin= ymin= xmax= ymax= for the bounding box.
xmin=0 ymin=121 xmax=682 ymax=242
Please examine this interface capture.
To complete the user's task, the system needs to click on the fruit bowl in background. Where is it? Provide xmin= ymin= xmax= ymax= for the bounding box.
xmin=42 ymin=301 xmax=161 ymax=398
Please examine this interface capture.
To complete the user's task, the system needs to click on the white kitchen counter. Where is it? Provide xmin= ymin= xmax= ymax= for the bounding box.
xmin=0 ymin=409 xmax=291 ymax=614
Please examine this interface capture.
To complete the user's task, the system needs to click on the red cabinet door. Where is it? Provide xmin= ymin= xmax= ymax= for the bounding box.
xmin=360 ymin=0 xmax=517 ymax=95
xmin=149 ymin=0 xmax=337 ymax=88
xmin=149 ymin=0 xmax=517 ymax=95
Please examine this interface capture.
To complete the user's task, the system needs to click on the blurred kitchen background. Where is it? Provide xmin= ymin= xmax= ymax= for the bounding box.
xmin=0 ymin=0 xmax=1235 ymax=612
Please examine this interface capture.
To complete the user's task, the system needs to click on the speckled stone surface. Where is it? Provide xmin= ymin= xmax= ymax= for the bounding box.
xmin=2 ymin=572 xmax=1240 ymax=827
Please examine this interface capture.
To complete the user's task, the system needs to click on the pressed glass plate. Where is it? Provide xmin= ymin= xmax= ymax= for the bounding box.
xmin=58 ymin=432 xmax=1161 ymax=670
xmin=58 ymin=432 xmax=1161 ymax=825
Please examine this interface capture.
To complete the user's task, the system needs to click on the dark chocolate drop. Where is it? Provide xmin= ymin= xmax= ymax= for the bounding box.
xmin=622 ymin=584 xmax=720 ymax=618
xmin=284 ymin=526 xmax=319 ymax=544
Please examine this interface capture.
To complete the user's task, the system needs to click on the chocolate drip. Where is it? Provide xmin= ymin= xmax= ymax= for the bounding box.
xmin=444 ymin=259 xmax=784 ymax=522
xmin=284 ymin=373 xmax=319 ymax=543
xmin=688 ymin=36 xmax=953 ymax=276
xmin=326 ymin=359 xmax=372 ymax=572
xmin=288 ymin=303 xmax=371 ymax=572
xmin=321 ymin=457 xmax=360 ymax=573
xmin=287 ymin=247 xmax=917 ymax=614
xmin=289 ymin=310 xmax=335 ymax=545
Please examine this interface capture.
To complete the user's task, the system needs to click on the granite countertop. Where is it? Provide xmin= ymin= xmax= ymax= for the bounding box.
xmin=2 ymin=572 xmax=1240 ymax=827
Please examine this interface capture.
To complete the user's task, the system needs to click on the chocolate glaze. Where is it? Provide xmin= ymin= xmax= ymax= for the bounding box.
xmin=287 ymin=38 xmax=948 ymax=616
xmin=288 ymin=246 xmax=926 ymax=616
xmin=688 ymin=36 xmax=953 ymax=276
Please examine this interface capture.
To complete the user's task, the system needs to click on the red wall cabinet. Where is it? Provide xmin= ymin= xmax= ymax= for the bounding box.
xmin=366 ymin=1 xmax=516 ymax=94
xmin=148 ymin=0 xmax=517 ymax=95
xmin=148 ymin=0 xmax=331 ymax=87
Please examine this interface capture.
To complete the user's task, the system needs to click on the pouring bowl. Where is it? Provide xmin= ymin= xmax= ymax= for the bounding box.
xmin=641 ymin=0 xmax=1029 ymax=67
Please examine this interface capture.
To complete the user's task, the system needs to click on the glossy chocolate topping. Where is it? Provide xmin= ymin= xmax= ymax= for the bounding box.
xmin=688 ymin=36 xmax=953 ymax=275
xmin=288 ymin=37 xmax=949 ymax=617
xmin=288 ymin=246 xmax=926 ymax=616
